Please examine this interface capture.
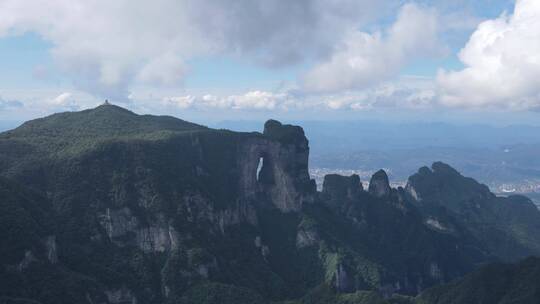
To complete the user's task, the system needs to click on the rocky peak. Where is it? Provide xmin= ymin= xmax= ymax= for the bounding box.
xmin=405 ymin=162 xmax=494 ymax=206
xmin=238 ymin=120 xmax=316 ymax=212
xmin=322 ymin=174 xmax=363 ymax=201
xmin=368 ymin=169 xmax=391 ymax=198
xmin=263 ymin=119 xmax=308 ymax=147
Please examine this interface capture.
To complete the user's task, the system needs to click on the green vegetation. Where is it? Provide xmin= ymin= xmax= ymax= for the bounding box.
xmin=0 ymin=104 xmax=208 ymax=159
xmin=178 ymin=283 xmax=267 ymax=304
xmin=408 ymin=162 xmax=540 ymax=261
xmin=0 ymin=177 xmax=55 ymax=263
xmin=416 ymin=257 xmax=540 ymax=304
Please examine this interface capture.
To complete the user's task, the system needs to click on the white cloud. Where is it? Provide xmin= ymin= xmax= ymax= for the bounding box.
xmin=163 ymin=95 xmax=196 ymax=109
xmin=50 ymin=92 xmax=72 ymax=106
xmin=6 ymin=1 xmax=526 ymax=113
xmin=230 ymin=91 xmax=285 ymax=110
xmin=47 ymin=92 xmax=85 ymax=111
xmin=0 ymin=0 xmax=390 ymax=100
xmin=164 ymin=90 xmax=295 ymax=111
xmin=158 ymin=76 xmax=436 ymax=112
xmin=318 ymin=78 xmax=436 ymax=110
xmin=437 ymin=0 xmax=540 ymax=109
xmin=302 ymin=3 xmax=442 ymax=93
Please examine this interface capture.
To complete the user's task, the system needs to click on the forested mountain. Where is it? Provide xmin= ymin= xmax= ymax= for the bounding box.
xmin=1 ymin=104 xmax=539 ymax=304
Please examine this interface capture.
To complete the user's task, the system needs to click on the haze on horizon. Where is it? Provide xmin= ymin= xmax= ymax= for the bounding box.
xmin=0 ymin=0 xmax=539 ymax=126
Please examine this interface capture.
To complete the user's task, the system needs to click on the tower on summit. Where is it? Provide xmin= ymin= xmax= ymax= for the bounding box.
xmin=103 ymin=99 xmax=111 ymax=105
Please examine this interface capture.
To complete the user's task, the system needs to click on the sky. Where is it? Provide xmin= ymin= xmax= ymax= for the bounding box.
xmin=1 ymin=0 xmax=539 ymax=125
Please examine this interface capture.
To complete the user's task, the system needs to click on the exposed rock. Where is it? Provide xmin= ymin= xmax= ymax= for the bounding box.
xmin=296 ymin=227 xmax=319 ymax=249
xmin=105 ymin=287 xmax=137 ymax=304
xmin=394 ymin=187 xmax=409 ymax=211
xmin=334 ymin=263 xmax=352 ymax=293
xmin=405 ymin=183 xmax=421 ymax=202
xmin=98 ymin=207 xmax=179 ymax=253
xmin=254 ymin=236 xmax=262 ymax=248
xmin=368 ymin=170 xmax=391 ymax=198
xmin=136 ymin=221 xmax=178 ymax=253
xmin=429 ymin=262 xmax=442 ymax=281
xmin=99 ymin=207 xmax=138 ymax=240
xmin=178 ymin=192 xmax=258 ymax=234
xmin=254 ymin=236 xmax=270 ymax=258
xmin=216 ymin=200 xmax=258 ymax=234
xmin=425 ymin=218 xmax=449 ymax=232
xmin=261 ymin=245 xmax=270 ymax=259
xmin=236 ymin=120 xmax=316 ymax=213
xmin=322 ymin=174 xmax=362 ymax=202
xmin=18 ymin=250 xmax=36 ymax=272
xmin=44 ymin=235 xmax=58 ymax=264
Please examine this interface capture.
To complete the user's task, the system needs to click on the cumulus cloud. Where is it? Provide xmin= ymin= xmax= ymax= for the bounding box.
xmin=50 ymin=92 xmax=72 ymax=106
xmin=163 ymin=95 xmax=196 ymax=109
xmin=302 ymin=3 xmax=442 ymax=93
xmin=160 ymin=76 xmax=436 ymax=112
xmin=163 ymin=90 xmax=296 ymax=111
xmin=47 ymin=92 xmax=82 ymax=111
xmin=317 ymin=78 xmax=436 ymax=110
xmin=0 ymin=0 xmax=390 ymax=100
xmin=437 ymin=0 xmax=540 ymax=109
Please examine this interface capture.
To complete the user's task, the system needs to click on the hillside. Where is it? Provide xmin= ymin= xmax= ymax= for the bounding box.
xmin=417 ymin=257 xmax=540 ymax=304
xmin=0 ymin=104 xmax=207 ymax=157
xmin=406 ymin=162 xmax=540 ymax=260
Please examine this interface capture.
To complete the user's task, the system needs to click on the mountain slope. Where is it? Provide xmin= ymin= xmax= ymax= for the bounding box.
xmin=0 ymin=104 xmax=207 ymax=158
xmin=406 ymin=162 xmax=540 ymax=260
xmin=0 ymin=106 xmax=319 ymax=303
xmin=0 ymin=178 xmax=109 ymax=304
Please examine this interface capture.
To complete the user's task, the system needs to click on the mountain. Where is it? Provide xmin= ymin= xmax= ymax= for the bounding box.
xmin=1 ymin=104 xmax=539 ymax=304
xmin=406 ymin=162 xmax=540 ymax=261
xmin=215 ymin=120 xmax=540 ymax=188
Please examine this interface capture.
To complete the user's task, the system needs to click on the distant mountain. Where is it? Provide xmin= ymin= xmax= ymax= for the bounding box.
xmin=1 ymin=105 xmax=539 ymax=304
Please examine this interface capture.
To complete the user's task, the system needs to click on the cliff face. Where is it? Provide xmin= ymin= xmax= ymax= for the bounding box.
xmin=238 ymin=119 xmax=315 ymax=213
xmin=0 ymin=105 xmax=319 ymax=303
xmin=1 ymin=105 xmax=540 ymax=304
xmin=316 ymin=171 xmax=486 ymax=296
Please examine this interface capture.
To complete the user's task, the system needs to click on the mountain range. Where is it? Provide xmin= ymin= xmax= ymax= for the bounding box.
xmin=1 ymin=104 xmax=539 ymax=304
xmin=215 ymin=120 xmax=540 ymax=197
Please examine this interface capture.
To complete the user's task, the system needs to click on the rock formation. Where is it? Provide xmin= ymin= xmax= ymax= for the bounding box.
xmin=368 ymin=169 xmax=391 ymax=198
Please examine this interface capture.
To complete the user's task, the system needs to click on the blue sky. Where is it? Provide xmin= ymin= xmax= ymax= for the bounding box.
xmin=0 ymin=33 xmax=55 ymax=88
xmin=0 ymin=0 xmax=538 ymax=125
